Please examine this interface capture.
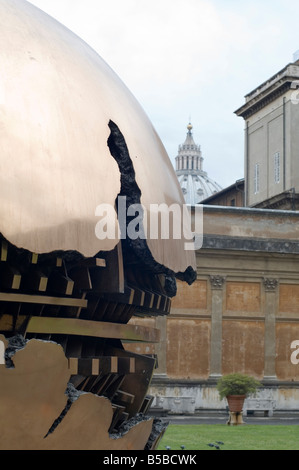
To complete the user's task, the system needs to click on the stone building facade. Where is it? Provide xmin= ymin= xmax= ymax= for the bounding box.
xmin=125 ymin=205 xmax=299 ymax=413
xmin=235 ymin=59 xmax=299 ymax=208
xmin=201 ymin=178 xmax=245 ymax=207
xmin=125 ymin=59 xmax=299 ymax=415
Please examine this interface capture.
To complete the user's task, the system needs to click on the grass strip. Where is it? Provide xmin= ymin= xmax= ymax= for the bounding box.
xmin=157 ymin=424 xmax=299 ymax=450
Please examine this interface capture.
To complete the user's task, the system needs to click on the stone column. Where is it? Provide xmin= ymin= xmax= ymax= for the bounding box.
xmin=209 ymin=275 xmax=225 ymax=379
xmin=263 ymin=278 xmax=278 ymax=381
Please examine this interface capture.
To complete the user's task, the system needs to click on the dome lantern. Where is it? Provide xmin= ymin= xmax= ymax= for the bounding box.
xmin=175 ymin=123 xmax=222 ymax=204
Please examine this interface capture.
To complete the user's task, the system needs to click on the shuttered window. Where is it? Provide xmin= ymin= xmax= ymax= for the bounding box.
xmin=274 ymin=152 xmax=280 ymax=184
xmin=254 ymin=163 xmax=260 ymax=194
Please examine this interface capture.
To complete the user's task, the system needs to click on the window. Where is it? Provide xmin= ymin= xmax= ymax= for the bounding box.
xmin=254 ymin=163 xmax=260 ymax=194
xmin=230 ymin=198 xmax=236 ymax=206
xmin=274 ymin=152 xmax=280 ymax=184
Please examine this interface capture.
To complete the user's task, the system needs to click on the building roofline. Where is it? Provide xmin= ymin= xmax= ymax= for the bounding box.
xmin=245 ymin=61 xmax=296 ymax=99
xmin=200 ymin=178 xmax=244 ymax=204
xmin=188 ymin=203 xmax=299 ymax=218
xmin=234 ymin=61 xmax=299 ymax=119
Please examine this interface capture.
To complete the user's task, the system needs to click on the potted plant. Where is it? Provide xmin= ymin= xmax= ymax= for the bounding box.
xmin=216 ymin=373 xmax=261 ymax=414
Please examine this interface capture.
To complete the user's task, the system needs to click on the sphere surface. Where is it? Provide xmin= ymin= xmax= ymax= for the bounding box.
xmin=0 ymin=0 xmax=196 ymax=275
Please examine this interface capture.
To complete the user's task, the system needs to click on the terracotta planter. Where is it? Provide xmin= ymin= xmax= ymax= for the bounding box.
xmin=226 ymin=395 xmax=246 ymax=413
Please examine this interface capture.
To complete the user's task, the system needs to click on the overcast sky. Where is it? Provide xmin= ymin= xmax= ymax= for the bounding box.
xmin=28 ymin=0 xmax=299 ymax=189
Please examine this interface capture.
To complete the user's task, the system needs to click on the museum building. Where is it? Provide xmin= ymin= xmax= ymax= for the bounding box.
xmin=126 ymin=58 xmax=299 ymax=416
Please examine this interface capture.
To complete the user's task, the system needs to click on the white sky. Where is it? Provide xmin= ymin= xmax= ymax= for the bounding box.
xmin=28 ymin=0 xmax=299 ymax=189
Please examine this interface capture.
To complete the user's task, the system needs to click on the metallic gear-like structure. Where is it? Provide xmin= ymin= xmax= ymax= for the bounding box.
xmin=0 ymin=0 xmax=196 ymax=450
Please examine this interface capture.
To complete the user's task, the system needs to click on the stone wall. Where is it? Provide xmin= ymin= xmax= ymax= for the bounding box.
xmin=125 ymin=206 xmax=299 ymax=413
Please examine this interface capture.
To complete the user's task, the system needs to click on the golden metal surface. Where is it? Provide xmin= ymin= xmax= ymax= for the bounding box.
xmin=0 ymin=0 xmax=195 ymax=274
xmin=1 ymin=242 xmax=8 ymax=262
xmin=0 ymin=292 xmax=87 ymax=307
xmin=0 ymin=315 xmax=161 ymax=343
xmin=67 ymin=356 xmax=136 ymax=375
xmin=0 ymin=338 xmax=154 ymax=450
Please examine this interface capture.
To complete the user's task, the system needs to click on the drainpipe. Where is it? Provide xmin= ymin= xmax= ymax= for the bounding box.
xmin=245 ymin=121 xmax=249 ymax=206
xmin=283 ymin=97 xmax=286 ymax=191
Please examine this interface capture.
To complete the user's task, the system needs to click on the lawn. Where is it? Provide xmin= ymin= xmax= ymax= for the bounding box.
xmin=157 ymin=424 xmax=299 ymax=450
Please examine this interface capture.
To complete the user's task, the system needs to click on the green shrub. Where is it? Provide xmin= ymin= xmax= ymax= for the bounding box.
xmin=216 ymin=373 xmax=261 ymax=400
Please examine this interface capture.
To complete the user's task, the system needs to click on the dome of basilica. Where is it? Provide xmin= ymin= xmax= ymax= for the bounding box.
xmin=176 ymin=124 xmax=222 ymax=205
